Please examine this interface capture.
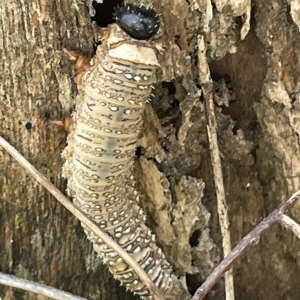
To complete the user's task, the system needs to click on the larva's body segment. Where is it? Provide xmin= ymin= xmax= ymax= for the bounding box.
xmin=62 ymin=14 xmax=175 ymax=298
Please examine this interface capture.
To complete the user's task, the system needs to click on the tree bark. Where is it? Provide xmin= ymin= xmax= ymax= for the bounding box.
xmin=1 ymin=0 xmax=300 ymax=300
xmin=0 ymin=0 xmax=136 ymax=299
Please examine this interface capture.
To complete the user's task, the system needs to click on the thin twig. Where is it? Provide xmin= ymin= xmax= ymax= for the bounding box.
xmin=0 ymin=272 xmax=86 ymax=300
xmin=197 ymin=35 xmax=235 ymax=300
xmin=191 ymin=190 xmax=300 ymax=300
xmin=0 ymin=135 xmax=165 ymax=300
xmin=279 ymin=214 xmax=300 ymax=239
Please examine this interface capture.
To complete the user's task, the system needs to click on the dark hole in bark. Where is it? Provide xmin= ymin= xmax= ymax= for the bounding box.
xmin=189 ymin=229 xmax=201 ymax=247
xmin=91 ymin=0 xmax=124 ymax=27
xmin=25 ymin=122 xmax=32 ymax=130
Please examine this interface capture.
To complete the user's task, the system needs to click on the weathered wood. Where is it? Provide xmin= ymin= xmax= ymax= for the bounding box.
xmin=0 ymin=0 xmax=136 ymax=299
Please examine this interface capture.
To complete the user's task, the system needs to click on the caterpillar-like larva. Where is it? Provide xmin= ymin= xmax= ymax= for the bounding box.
xmin=61 ymin=4 xmax=176 ymax=299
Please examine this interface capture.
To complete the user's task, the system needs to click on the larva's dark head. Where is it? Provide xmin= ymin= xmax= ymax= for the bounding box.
xmin=115 ymin=4 xmax=160 ymax=40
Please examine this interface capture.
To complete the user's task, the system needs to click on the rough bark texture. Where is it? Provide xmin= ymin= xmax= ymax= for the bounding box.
xmin=1 ymin=0 xmax=300 ymax=300
xmin=0 ymin=1 xmax=136 ymax=299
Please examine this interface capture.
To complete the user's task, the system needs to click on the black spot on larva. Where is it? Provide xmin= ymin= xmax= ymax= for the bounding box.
xmin=25 ymin=122 xmax=32 ymax=130
xmin=115 ymin=4 xmax=160 ymax=40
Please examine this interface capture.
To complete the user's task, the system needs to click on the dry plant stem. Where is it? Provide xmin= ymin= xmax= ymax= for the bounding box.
xmin=279 ymin=214 xmax=300 ymax=239
xmin=0 ymin=272 xmax=86 ymax=300
xmin=0 ymin=136 xmax=165 ymax=300
xmin=191 ymin=190 xmax=300 ymax=300
xmin=197 ymin=35 xmax=235 ymax=300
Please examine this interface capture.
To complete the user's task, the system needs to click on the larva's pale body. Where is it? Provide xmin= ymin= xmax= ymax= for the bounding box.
xmin=62 ymin=8 xmax=175 ymax=298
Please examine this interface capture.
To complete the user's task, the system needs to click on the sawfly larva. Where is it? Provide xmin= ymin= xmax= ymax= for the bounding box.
xmin=62 ymin=4 xmax=176 ymax=299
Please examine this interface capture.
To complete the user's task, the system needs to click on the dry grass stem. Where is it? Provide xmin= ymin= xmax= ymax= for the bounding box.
xmin=0 ymin=135 xmax=164 ymax=300
xmin=0 ymin=272 xmax=87 ymax=300
xmin=197 ymin=35 xmax=235 ymax=300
